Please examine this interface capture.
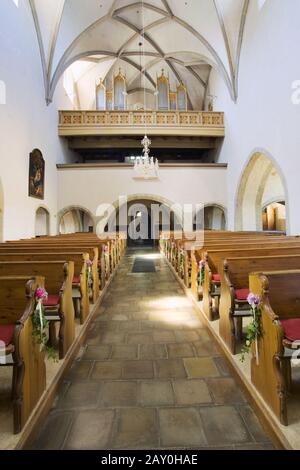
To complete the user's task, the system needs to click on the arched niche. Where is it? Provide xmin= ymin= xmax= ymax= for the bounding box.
xmin=235 ymin=151 xmax=288 ymax=232
xmin=58 ymin=206 xmax=95 ymax=234
xmin=35 ymin=207 xmax=50 ymax=237
xmin=0 ymin=177 xmax=4 ymax=242
xmin=194 ymin=204 xmax=227 ymax=231
xmin=204 ymin=205 xmax=226 ymax=230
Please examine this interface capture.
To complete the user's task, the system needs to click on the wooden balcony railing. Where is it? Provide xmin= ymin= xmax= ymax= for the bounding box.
xmin=58 ymin=110 xmax=225 ymax=137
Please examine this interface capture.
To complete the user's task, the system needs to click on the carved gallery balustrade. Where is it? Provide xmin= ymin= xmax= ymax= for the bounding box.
xmin=58 ymin=110 xmax=225 ymax=137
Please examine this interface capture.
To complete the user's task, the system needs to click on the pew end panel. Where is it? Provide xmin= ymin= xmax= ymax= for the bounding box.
xmin=58 ymin=262 xmax=75 ymax=357
xmin=249 ymin=271 xmax=300 ymax=426
xmin=219 ymin=260 xmax=236 ymax=354
xmin=219 ymin=255 xmax=300 ymax=356
xmin=90 ymin=247 xmax=99 ymax=304
xmin=0 ymin=261 xmax=75 ymax=360
xmin=202 ymin=258 xmax=214 ymax=321
xmin=0 ymin=276 xmax=46 ymax=434
xmin=191 ymin=250 xmax=204 ymax=301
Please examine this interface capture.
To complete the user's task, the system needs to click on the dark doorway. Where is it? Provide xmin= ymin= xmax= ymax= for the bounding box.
xmin=128 ymin=210 xmax=154 ymax=247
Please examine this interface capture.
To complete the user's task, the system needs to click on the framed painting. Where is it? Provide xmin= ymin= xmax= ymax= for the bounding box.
xmin=29 ymin=149 xmax=45 ymax=200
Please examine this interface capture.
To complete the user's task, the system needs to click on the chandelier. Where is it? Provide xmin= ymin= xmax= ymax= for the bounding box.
xmin=133 ymin=135 xmax=159 ymax=179
xmin=133 ymin=0 xmax=159 ymax=180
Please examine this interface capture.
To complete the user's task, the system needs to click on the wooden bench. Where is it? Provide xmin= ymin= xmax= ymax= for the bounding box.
xmin=0 ymin=244 xmax=100 ymax=304
xmin=249 ymin=270 xmax=300 ymax=426
xmin=0 ymin=252 xmax=89 ymax=325
xmin=0 ymin=261 xmax=74 ymax=359
xmin=0 ymin=276 xmax=46 ymax=434
xmin=203 ymin=245 xmax=300 ymax=321
xmin=219 ymin=255 xmax=300 ymax=354
xmin=191 ymin=238 xmax=300 ymax=301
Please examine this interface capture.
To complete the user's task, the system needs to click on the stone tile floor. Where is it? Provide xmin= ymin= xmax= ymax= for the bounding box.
xmin=33 ymin=248 xmax=274 ymax=450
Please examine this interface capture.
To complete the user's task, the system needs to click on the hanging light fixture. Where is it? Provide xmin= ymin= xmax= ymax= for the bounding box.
xmin=133 ymin=0 xmax=159 ymax=180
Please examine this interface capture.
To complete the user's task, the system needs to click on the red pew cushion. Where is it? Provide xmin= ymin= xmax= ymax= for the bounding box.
xmin=0 ymin=324 xmax=14 ymax=347
xmin=235 ymin=288 xmax=250 ymax=301
xmin=72 ymin=276 xmax=81 ymax=285
xmin=280 ymin=319 xmax=300 ymax=342
xmin=43 ymin=295 xmax=60 ymax=307
xmin=212 ymin=274 xmax=221 ymax=282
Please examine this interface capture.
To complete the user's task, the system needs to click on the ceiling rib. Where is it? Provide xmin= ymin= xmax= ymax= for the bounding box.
xmin=30 ymin=0 xmax=249 ymax=105
xmin=235 ymin=0 xmax=250 ymax=98
xmin=47 ymin=0 xmax=66 ymax=80
xmin=160 ymin=0 xmax=172 ymax=16
xmin=213 ymin=0 xmax=235 ymax=91
xmin=28 ymin=0 xmax=48 ymax=101
xmin=113 ymin=15 xmax=194 ymax=108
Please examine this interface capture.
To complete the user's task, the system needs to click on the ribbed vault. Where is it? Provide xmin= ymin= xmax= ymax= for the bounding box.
xmin=29 ymin=0 xmax=250 ymax=108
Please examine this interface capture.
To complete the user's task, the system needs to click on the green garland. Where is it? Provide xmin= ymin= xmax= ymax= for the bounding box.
xmin=32 ymin=299 xmax=58 ymax=362
xmin=240 ymin=305 xmax=262 ymax=363
xmin=198 ymin=261 xmax=205 ymax=287
xmin=179 ymin=251 xmax=185 ymax=277
xmin=87 ymin=266 xmax=94 ymax=299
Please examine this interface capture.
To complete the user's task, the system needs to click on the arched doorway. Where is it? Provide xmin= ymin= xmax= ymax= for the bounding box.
xmin=58 ymin=206 xmax=94 ymax=234
xmin=262 ymin=201 xmax=286 ymax=232
xmin=193 ymin=204 xmax=227 ymax=231
xmin=35 ymin=207 xmax=50 ymax=237
xmin=0 ymin=177 xmax=3 ymax=242
xmin=235 ymin=151 xmax=288 ymax=232
xmin=106 ymin=195 xmax=181 ymax=247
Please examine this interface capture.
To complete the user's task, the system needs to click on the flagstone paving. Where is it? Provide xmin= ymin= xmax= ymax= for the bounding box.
xmin=33 ymin=248 xmax=274 ymax=450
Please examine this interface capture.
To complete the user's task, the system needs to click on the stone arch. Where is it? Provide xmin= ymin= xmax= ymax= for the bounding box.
xmin=35 ymin=206 xmax=50 ymax=237
xmin=102 ymin=194 xmax=183 ymax=245
xmin=204 ymin=203 xmax=227 ymax=230
xmin=58 ymin=205 xmax=95 ymax=234
xmin=110 ymin=194 xmax=183 ymax=225
xmin=194 ymin=203 xmax=227 ymax=230
xmin=235 ymin=149 xmax=289 ymax=232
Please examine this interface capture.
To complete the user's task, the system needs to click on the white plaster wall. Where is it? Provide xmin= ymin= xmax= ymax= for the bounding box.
xmin=0 ymin=1 xmax=72 ymax=240
xmin=57 ymin=167 xmax=227 ymax=220
xmin=208 ymin=0 xmax=300 ymax=234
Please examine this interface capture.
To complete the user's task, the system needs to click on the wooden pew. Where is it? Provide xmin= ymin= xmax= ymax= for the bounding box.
xmin=203 ymin=245 xmax=300 ymax=321
xmin=163 ymin=233 xmax=287 ymax=296
xmin=41 ymin=235 xmax=112 ymax=285
xmin=249 ymin=270 xmax=300 ymax=426
xmin=0 ymin=252 xmax=89 ymax=325
xmin=219 ymin=255 xmax=300 ymax=355
xmin=0 ymin=261 xmax=74 ymax=359
xmin=0 ymin=244 xmax=100 ymax=304
xmin=191 ymin=238 xmax=300 ymax=301
xmin=0 ymin=276 xmax=46 ymax=434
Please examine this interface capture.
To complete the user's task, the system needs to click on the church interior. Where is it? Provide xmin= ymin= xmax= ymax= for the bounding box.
xmin=1 ymin=0 xmax=300 ymax=452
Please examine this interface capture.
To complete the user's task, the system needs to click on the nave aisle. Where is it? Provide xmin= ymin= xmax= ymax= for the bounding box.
xmin=33 ymin=249 xmax=273 ymax=450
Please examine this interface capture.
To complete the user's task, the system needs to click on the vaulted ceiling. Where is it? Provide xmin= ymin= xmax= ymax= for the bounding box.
xmin=29 ymin=0 xmax=250 ymax=108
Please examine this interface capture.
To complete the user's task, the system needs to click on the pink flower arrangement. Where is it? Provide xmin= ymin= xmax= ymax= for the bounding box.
xmin=86 ymin=259 xmax=93 ymax=268
xmin=36 ymin=287 xmax=48 ymax=300
xmin=104 ymin=245 xmax=108 ymax=253
xmin=247 ymin=293 xmax=260 ymax=307
xmin=199 ymin=260 xmax=205 ymax=269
